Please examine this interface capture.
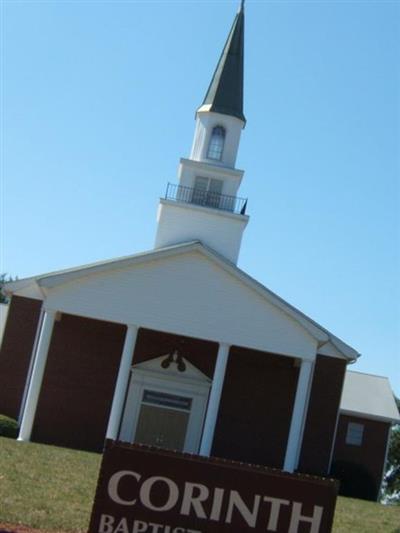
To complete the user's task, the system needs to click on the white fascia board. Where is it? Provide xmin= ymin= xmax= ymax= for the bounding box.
xmin=317 ymin=341 xmax=348 ymax=359
xmin=3 ymin=278 xmax=44 ymax=300
xmin=202 ymin=253 xmax=328 ymax=345
xmin=194 ymin=246 xmax=327 ymax=344
xmin=340 ymin=409 xmax=400 ymax=425
xmin=195 ymin=245 xmax=359 ymax=360
xmin=5 ymin=242 xmax=201 ymax=294
xmin=328 ymin=335 xmax=360 ymax=361
xmin=179 ymin=158 xmax=244 ymax=181
xmin=37 ymin=242 xmax=203 ymax=289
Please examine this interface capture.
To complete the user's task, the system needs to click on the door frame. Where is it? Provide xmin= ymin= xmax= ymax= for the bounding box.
xmin=119 ymin=355 xmax=211 ymax=453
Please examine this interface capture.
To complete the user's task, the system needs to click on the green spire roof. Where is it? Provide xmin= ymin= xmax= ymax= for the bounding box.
xmin=199 ymin=1 xmax=245 ymax=123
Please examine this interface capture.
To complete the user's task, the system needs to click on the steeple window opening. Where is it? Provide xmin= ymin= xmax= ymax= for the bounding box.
xmin=192 ymin=177 xmax=223 ymax=209
xmin=207 ymin=126 xmax=226 ymax=161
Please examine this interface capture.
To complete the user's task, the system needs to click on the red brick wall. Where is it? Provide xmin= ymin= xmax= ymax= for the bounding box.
xmin=331 ymin=414 xmax=390 ymax=501
xmin=4 ymin=303 xmax=350 ymax=475
xmin=32 ymin=324 xmax=218 ymax=452
xmin=298 ymin=355 xmax=346 ymax=476
xmin=0 ymin=296 xmax=42 ymax=420
xmin=212 ymin=347 xmax=299 ymax=469
xmin=32 ymin=314 xmax=126 ymax=451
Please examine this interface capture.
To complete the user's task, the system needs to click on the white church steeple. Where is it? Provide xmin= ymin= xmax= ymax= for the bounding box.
xmin=154 ymin=2 xmax=249 ymax=264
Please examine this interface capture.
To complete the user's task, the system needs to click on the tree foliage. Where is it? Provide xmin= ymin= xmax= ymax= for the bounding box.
xmin=383 ymin=396 xmax=400 ymax=503
xmin=0 ymin=273 xmax=15 ymax=304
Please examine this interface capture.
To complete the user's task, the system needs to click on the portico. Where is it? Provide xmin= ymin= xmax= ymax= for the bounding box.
xmin=16 ymin=312 xmax=317 ymax=473
xmin=11 ymin=242 xmax=332 ymax=472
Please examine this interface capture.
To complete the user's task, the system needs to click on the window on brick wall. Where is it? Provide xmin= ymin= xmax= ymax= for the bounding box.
xmin=346 ymin=422 xmax=364 ymax=446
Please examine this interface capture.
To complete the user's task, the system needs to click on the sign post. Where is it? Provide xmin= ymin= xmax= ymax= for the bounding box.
xmin=89 ymin=440 xmax=338 ymax=533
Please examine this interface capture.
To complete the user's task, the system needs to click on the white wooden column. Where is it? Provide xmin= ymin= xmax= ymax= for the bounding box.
xmin=283 ymin=358 xmax=314 ymax=472
xmin=199 ymin=342 xmax=230 ymax=456
xmin=106 ymin=324 xmax=138 ymax=440
xmin=18 ymin=309 xmax=57 ymax=442
xmin=18 ymin=307 xmax=44 ymax=425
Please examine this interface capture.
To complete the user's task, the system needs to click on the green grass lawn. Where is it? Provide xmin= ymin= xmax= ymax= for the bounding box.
xmin=0 ymin=437 xmax=101 ymax=532
xmin=0 ymin=437 xmax=399 ymax=532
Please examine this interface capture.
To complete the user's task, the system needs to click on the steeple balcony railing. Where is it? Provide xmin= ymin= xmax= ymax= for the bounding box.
xmin=165 ymin=183 xmax=248 ymax=215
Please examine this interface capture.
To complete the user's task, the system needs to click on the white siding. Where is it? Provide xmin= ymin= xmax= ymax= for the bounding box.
xmin=45 ymin=251 xmax=318 ymax=359
xmin=154 ymin=201 xmax=248 ymax=264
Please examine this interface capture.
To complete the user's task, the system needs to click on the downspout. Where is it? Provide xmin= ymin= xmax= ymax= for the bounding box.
xmin=379 ymin=424 xmax=393 ymax=502
xmin=327 ymin=366 xmax=347 ymax=474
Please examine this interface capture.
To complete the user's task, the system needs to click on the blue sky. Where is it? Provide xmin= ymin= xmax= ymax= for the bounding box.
xmin=2 ymin=1 xmax=399 ymax=395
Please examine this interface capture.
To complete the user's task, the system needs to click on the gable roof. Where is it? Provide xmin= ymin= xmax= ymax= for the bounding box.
xmin=4 ymin=241 xmax=359 ymax=361
xmin=340 ymin=371 xmax=400 ymax=423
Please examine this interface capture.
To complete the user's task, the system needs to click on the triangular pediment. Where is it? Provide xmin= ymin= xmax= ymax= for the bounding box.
xmin=133 ymin=354 xmax=211 ymax=385
xmin=6 ymin=241 xmax=358 ymax=361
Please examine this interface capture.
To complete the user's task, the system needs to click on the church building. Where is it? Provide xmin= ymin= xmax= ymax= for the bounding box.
xmin=0 ymin=2 xmax=398 ymax=503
